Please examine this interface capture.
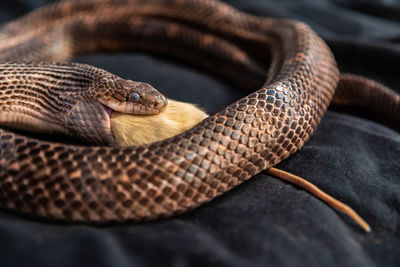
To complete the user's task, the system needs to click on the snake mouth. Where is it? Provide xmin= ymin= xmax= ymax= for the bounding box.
xmin=102 ymin=104 xmax=113 ymax=117
xmin=97 ymin=103 xmax=117 ymax=146
xmin=97 ymin=96 xmax=167 ymax=115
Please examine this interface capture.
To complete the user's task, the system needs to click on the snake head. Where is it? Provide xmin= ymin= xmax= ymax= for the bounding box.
xmin=96 ymin=79 xmax=168 ymax=115
xmin=65 ymin=74 xmax=168 ymax=145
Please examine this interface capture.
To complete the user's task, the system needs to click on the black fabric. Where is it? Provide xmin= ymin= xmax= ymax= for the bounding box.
xmin=0 ymin=1 xmax=399 ymax=266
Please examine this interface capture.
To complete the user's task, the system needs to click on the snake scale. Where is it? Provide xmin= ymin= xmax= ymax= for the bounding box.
xmin=0 ymin=0 xmax=399 ymax=223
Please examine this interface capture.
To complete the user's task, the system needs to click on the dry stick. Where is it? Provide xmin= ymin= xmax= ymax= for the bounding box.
xmin=267 ymin=167 xmax=371 ymax=232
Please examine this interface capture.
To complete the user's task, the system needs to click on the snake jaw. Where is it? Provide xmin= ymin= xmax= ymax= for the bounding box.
xmin=64 ymin=101 xmax=115 ymax=145
xmin=97 ymin=95 xmax=168 ymax=115
xmin=102 ymin=104 xmax=113 ymax=117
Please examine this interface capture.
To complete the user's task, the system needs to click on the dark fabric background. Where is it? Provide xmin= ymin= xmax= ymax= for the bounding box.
xmin=0 ymin=0 xmax=399 ymax=266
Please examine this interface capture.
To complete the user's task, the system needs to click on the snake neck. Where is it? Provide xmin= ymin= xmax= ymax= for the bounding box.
xmin=0 ymin=62 xmax=115 ymax=144
xmin=0 ymin=63 xmax=66 ymax=134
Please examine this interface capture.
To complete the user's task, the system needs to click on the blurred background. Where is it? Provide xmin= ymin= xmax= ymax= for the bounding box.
xmin=0 ymin=1 xmax=399 ymax=267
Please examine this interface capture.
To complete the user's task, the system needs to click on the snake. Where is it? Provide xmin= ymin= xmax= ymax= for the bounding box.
xmin=0 ymin=0 xmax=399 ymax=223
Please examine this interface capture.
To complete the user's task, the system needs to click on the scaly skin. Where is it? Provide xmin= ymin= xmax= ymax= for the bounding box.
xmin=0 ymin=62 xmax=167 ymax=144
xmin=0 ymin=0 xmax=398 ymax=222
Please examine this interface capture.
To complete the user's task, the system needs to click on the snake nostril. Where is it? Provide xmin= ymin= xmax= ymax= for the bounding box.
xmin=154 ymin=96 xmax=165 ymax=108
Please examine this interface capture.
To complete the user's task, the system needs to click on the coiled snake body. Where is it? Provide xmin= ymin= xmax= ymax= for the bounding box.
xmin=0 ymin=0 xmax=399 ymax=222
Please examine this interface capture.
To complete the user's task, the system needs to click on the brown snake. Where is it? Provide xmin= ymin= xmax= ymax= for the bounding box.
xmin=0 ymin=0 xmax=399 ymax=225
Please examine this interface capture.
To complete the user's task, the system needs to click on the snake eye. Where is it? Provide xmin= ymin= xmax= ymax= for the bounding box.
xmin=129 ymin=93 xmax=140 ymax=102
